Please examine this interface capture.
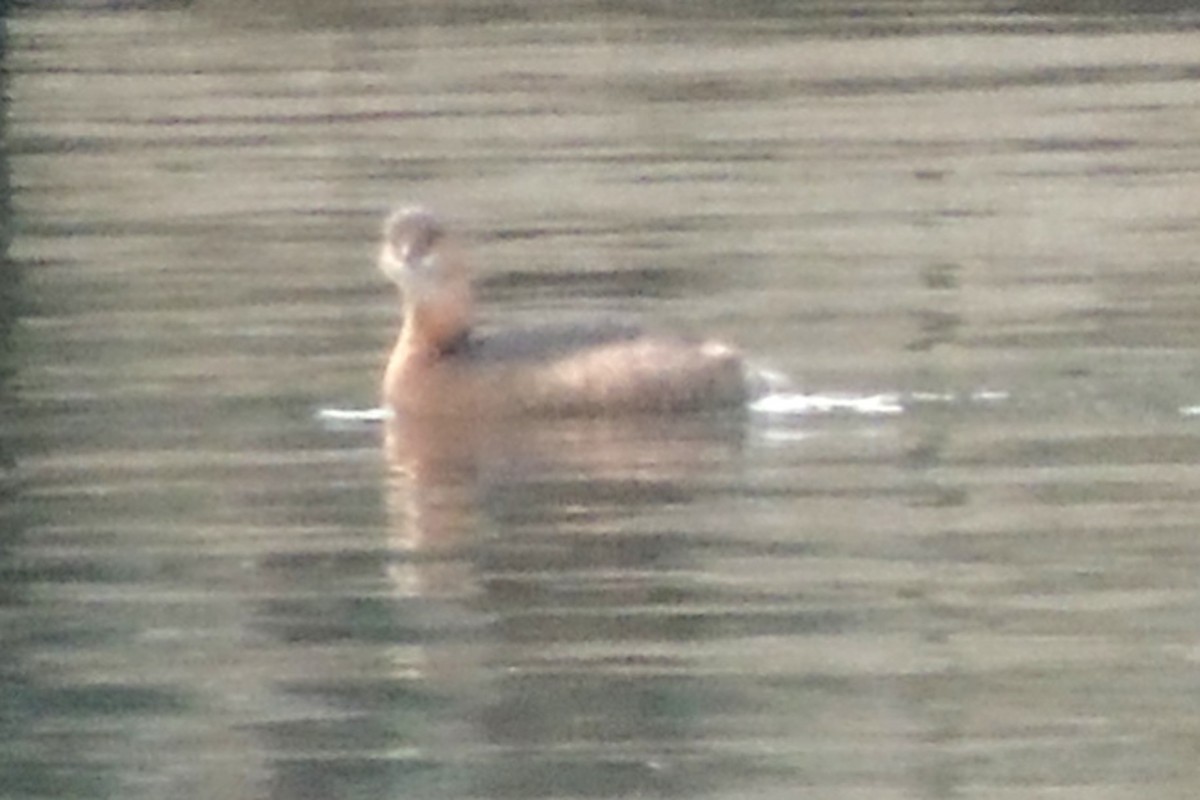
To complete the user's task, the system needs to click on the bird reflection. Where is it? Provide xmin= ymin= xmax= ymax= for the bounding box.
xmin=380 ymin=409 xmax=747 ymax=797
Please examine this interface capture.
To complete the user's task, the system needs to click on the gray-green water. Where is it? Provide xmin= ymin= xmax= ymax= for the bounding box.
xmin=5 ymin=2 xmax=1200 ymax=798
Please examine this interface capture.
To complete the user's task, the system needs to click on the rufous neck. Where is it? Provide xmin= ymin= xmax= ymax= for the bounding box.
xmin=398 ymin=290 xmax=473 ymax=358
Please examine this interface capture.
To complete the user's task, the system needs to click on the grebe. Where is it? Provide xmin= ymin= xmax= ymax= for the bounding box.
xmin=379 ymin=207 xmax=754 ymax=417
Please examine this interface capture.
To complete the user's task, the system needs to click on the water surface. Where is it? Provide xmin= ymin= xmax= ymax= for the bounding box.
xmin=5 ymin=2 xmax=1200 ymax=798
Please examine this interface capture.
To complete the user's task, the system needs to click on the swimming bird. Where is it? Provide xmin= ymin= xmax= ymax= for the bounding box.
xmin=379 ymin=207 xmax=755 ymax=417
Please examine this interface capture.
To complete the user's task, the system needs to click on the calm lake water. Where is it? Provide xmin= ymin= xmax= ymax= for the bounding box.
xmin=5 ymin=1 xmax=1200 ymax=798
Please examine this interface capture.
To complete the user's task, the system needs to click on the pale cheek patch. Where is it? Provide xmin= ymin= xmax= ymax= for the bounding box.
xmin=700 ymin=340 xmax=736 ymax=359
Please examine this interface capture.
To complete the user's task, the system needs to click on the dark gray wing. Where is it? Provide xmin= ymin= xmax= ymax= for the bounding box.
xmin=456 ymin=320 xmax=654 ymax=363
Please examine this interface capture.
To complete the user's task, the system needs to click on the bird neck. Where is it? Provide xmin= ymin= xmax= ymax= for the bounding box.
xmin=397 ymin=285 xmax=474 ymax=360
